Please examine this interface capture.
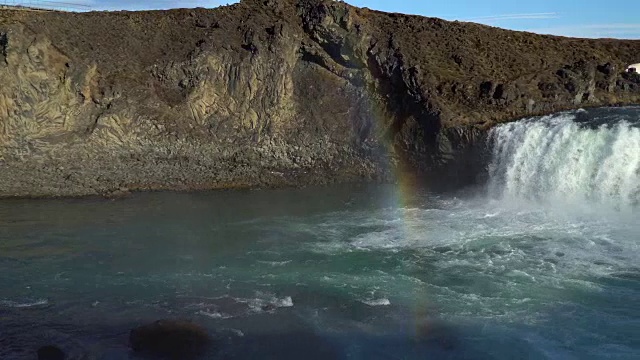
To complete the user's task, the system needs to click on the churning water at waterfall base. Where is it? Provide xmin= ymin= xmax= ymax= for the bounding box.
xmin=0 ymin=107 xmax=639 ymax=359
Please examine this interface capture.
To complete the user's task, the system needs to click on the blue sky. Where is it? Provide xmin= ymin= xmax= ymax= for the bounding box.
xmin=23 ymin=0 xmax=640 ymax=39
xmin=347 ymin=0 xmax=640 ymax=39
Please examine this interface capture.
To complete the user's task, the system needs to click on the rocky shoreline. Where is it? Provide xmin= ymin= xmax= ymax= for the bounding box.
xmin=0 ymin=0 xmax=639 ymax=197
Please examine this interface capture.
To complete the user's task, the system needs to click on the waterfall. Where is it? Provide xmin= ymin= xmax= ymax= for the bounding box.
xmin=488 ymin=109 xmax=640 ymax=209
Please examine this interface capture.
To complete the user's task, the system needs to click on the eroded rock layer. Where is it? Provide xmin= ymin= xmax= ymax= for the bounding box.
xmin=0 ymin=0 xmax=638 ymax=196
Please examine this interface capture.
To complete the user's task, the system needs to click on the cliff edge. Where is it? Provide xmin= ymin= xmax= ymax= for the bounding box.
xmin=0 ymin=0 xmax=639 ymax=197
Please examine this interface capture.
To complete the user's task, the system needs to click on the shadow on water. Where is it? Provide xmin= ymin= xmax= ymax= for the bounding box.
xmin=0 ymin=320 xmax=474 ymax=360
xmin=0 ymin=271 xmax=464 ymax=359
xmin=0 ymin=298 xmax=561 ymax=360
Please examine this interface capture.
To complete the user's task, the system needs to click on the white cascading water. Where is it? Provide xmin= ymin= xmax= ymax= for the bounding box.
xmin=487 ymin=110 xmax=640 ymax=209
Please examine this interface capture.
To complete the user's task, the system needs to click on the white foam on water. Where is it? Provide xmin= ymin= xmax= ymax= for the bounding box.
xmin=198 ymin=310 xmax=234 ymax=319
xmin=240 ymin=293 xmax=294 ymax=313
xmin=1 ymin=299 xmax=49 ymax=308
xmin=257 ymin=260 xmax=292 ymax=267
xmin=274 ymin=296 xmax=294 ymax=307
xmin=360 ymin=298 xmax=391 ymax=306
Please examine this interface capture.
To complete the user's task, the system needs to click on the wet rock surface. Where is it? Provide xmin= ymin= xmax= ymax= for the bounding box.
xmin=0 ymin=0 xmax=638 ymax=197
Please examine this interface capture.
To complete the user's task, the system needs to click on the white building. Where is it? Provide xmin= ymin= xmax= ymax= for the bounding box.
xmin=628 ymin=63 xmax=640 ymax=73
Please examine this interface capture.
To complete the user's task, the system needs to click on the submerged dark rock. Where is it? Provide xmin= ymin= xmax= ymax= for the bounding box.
xmin=129 ymin=320 xmax=211 ymax=359
xmin=0 ymin=0 xmax=638 ymax=197
xmin=415 ymin=318 xmax=458 ymax=351
xmin=37 ymin=345 xmax=65 ymax=360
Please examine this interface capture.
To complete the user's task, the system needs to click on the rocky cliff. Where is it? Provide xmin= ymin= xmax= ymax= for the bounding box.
xmin=0 ymin=0 xmax=639 ymax=197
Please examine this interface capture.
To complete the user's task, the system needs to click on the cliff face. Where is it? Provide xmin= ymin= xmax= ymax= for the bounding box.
xmin=0 ymin=0 xmax=639 ymax=197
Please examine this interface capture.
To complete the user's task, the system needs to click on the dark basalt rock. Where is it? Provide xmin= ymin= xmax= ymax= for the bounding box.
xmin=0 ymin=0 xmax=638 ymax=197
xmin=597 ymin=62 xmax=615 ymax=76
xmin=129 ymin=320 xmax=211 ymax=359
xmin=103 ymin=187 xmax=131 ymax=199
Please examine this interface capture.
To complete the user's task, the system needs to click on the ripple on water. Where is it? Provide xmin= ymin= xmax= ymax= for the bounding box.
xmin=0 ymin=298 xmax=49 ymax=309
